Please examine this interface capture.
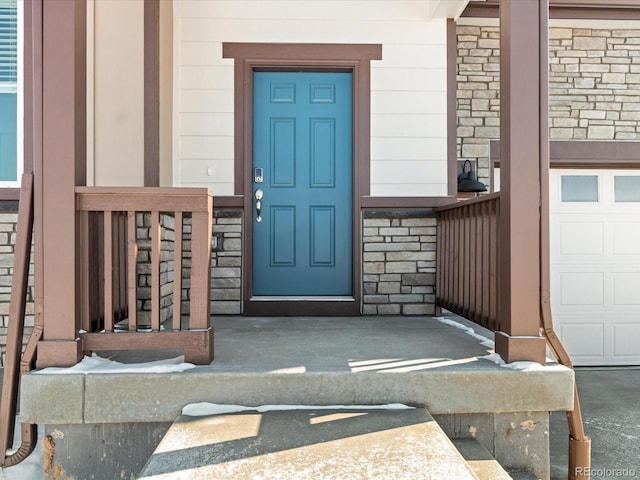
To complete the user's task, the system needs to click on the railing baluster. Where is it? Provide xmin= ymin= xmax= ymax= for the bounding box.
xmin=151 ymin=211 xmax=161 ymax=331
xmin=464 ymin=206 xmax=471 ymax=317
xmin=97 ymin=212 xmax=105 ymax=330
xmin=447 ymin=212 xmax=453 ymax=310
xmin=79 ymin=210 xmax=90 ymax=333
xmin=452 ymin=210 xmax=459 ymax=309
xmin=456 ymin=208 xmax=463 ymax=310
xmin=481 ymin=201 xmax=490 ymax=328
xmin=173 ymin=212 xmax=183 ymax=331
xmin=104 ymin=211 xmax=114 ymax=332
xmin=118 ymin=212 xmax=127 ymax=321
xmin=489 ymin=199 xmax=498 ymax=330
xmin=470 ymin=203 xmax=477 ymax=324
xmin=495 ymin=199 xmax=501 ymax=329
xmin=436 ymin=212 xmax=451 ymax=308
xmin=438 ymin=212 xmax=445 ymax=307
xmin=127 ymin=211 xmax=137 ymax=331
xmin=190 ymin=210 xmax=212 ymax=330
xmin=112 ymin=213 xmax=120 ymax=324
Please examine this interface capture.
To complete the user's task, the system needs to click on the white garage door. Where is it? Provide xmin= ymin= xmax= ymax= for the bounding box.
xmin=551 ymin=169 xmax=640 ymax=366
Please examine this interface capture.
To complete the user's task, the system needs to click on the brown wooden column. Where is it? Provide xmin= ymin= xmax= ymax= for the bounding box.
xmin=36 ymin=0 xmax=87 ymax=367
xmin=496 ymin=0 xmax=548 ymax=363
xmin=144 ymin=0 xmax=160 ymax=187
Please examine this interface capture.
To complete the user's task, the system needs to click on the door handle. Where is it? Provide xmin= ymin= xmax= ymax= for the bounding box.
xmin=255 ymin=189 xmax=263 ymax=223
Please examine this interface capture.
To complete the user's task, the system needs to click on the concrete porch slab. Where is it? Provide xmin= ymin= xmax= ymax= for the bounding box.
xmin=20 ymin=316 xmax=574 ymax=424
xmin=138 ymin=407 xmax=480 ymax=480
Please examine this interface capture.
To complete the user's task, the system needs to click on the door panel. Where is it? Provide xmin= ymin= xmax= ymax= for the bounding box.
xmin=253 ymin=72 xmax=353 ymax=296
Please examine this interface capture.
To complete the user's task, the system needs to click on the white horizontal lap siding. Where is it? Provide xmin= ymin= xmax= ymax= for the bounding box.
xmin=370 ymin=41 xmax=448 ymax=197
xmin=93 ymin=0 xmax=145 ymax=186
xmin=175 ymin=1 xmax=448 ymax=197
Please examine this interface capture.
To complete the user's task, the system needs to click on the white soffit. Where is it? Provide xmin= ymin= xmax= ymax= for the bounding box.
xmin=429 ymin=0 xmax=472 ymax=20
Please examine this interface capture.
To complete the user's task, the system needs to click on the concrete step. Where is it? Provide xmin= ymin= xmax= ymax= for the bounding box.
xmin=506 ymin=471 xmax=540 ymax=480
xmin=451 ymin=438 xmax=513 ymax=480
xmin=138 ymin=405 xmax=481 ymax=480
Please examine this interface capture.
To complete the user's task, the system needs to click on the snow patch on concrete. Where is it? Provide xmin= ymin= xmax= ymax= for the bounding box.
xmin=478 ymin=353 xmax=566 ymax=371
xmin=34 ymin=354 xmax=196 ymax=375
xmin=434 ymin=316 xmax=495 ymax=348
xmin=182 ymin=403 xmax=415 ymax=417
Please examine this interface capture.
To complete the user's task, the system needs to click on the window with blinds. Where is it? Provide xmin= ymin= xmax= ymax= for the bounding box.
xmin=0 ymin=0 xmax=17 ymax=86
xmin=0 ymin=0 xmax=17 ymax=182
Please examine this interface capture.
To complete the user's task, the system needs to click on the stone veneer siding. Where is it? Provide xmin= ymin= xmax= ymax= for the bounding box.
xmin=138 ymin=210 xmax=243 ymax=319
xmin=457 ymin=25 xmax=640 ymax=188
xmin=0 ymin=212 xmax=34 ymax=366
xmin=137 ymin=212 xmax=176 ymax=325
xmin=210 ymin=210 xmax=242 ymax=315
xmin=139 ymin=210 xmax=244 ymax=319
xmin=362 ymin=214 xmax=436 ymax=315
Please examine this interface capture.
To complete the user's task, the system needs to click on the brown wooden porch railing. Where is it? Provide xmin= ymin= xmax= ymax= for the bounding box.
xmin=75 ymin=187 xmax=213 ymax=364
xmin=435 ymin=193 xmax=500 ymax=331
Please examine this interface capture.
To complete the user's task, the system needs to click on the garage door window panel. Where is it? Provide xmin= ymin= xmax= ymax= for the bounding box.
xmin=561 ymin=175 xmax=598 ymax=203
xmin=614 ymin=176 xmax=640 ymax=203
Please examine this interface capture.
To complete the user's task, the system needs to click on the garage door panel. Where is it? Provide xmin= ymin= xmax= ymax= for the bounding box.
xmin=613 ymin=273 xmax=640 ymax=305
xmin=613 ymin=324 xmax=640 ymax=358
xmin=613 ymin=222 xmax=640 ymax=255
xmin=560 ymin=222 xmax=603 ymax=255
xmin=559 ymin=323 xmax=604 ymax=358
xmin=559 ymin=272 xmax=604 ymax=306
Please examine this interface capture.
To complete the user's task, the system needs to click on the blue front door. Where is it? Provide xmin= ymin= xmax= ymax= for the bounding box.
xmin=252 ymin=72 xmax=352 ymax=296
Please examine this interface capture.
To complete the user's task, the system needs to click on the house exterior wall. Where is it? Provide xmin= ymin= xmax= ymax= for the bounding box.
xmin=89 ymin=0 xmax=145 ymax=186
xmin=174 ymin=0 xmax=449 ymax=197
xmin=9 ymin=12 xmax=640 ymax=356
xmin=457 ymin=21 xmax=640 ymax=189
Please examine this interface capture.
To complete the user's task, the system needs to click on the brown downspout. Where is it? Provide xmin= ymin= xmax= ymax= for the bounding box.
xmin=540 ymin=173 xmax=591 ymax=478
xmin=537 ymin=2 xmax=591 ymax=476
xmin=0 ymin=174 xmax=40 ymax=467
xmin=3 ymin=322 xmax=42 ymax=467
xmin=540 ymin=293 xmax=591 ymax=480
xmin=0 ymin=0 xmax=44 ymax=466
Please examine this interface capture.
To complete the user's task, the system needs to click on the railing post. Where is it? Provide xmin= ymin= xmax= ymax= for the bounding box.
xmin=186 ymin=194 xmax=213 ymax=363
xmin=36 ymin=0 xmax=86 ymax=367
xmin=496 ymin=0 xmax=548 ymax=363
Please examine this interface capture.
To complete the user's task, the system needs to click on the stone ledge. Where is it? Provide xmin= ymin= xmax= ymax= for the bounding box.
xmin=21 ymin=363 xmax=573 ymax=425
